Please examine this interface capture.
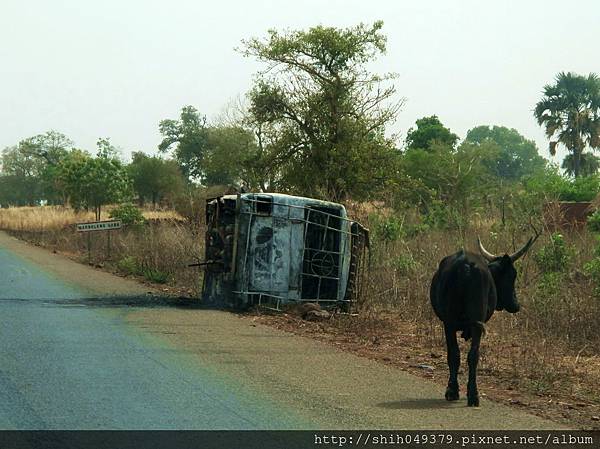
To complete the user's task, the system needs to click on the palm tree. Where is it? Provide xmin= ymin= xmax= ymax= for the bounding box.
xmin=561 ymin=152 xmax=600 ymax=177
xmin=534 ymin=72 xmax=600 ymax=177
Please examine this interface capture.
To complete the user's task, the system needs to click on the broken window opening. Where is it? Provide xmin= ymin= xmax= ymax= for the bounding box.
xmin=255 ymin=195 xmax=273 ymax=215
xmin=301 ymin=206 xmax=342 ymax=301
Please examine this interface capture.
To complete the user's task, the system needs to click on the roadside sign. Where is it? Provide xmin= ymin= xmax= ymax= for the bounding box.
xmin=76 ymin=220 xmax=122 ymax=232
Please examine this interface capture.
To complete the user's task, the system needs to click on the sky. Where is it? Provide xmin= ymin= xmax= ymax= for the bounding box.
xmin=1 ymin=0 xmax=599 ymax=163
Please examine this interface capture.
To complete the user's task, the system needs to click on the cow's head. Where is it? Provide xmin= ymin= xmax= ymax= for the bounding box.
xmin=477 ymin=233 xmax=540 ymax=313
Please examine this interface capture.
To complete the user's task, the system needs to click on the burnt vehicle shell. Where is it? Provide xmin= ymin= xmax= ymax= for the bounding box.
xmin=200 ymin=193 xmax=368 ymax=310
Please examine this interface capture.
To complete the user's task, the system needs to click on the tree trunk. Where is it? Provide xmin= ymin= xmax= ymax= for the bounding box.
xmin=574 ymin=148 xmax=582 ymax=177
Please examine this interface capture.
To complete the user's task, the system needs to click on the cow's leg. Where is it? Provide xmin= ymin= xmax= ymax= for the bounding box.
xmin=444 ymin=323 xmax=460 ymax=401
xmin=466 ymin=323 xmax=483 ymax=407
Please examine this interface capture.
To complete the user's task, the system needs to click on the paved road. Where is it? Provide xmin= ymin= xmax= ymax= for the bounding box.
xmin=0 ymin=243 xmax=310 ymax=429
xmin=0 ymin=232 xmax=563 ymax=430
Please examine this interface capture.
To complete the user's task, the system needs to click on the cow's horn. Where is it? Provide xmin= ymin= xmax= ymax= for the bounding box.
xmin=509 ymin=231 xmax=541 ymax=262
xmin=477 ymin=237 xmax=497 ymax=261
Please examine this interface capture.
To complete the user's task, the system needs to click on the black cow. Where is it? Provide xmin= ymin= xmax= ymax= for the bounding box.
xmin=430 ymin=233 xmax=539 ymax=406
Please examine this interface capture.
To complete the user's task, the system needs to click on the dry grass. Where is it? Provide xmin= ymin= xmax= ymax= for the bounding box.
xmin=0 ymin=206 xmax=96 ymax=231
xmin=0 ymin=205 xmax=200 ymax=294
xmin=0 ymin=205 xmax=184 ymax=232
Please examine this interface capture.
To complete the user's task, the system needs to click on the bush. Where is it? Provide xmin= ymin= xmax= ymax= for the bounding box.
xmin=109 ymin=203 xmax=145 ymax=226
xmin=583 ymin=236 xmax=600 ymax=295
xmin=561 ymin=175 xmax=600 ymax=201
xmin=535 ymin=272 xmax=563 ymax=298
xmin=370 ymin=214 xmax=404 ymax=244
xmin=116 ymin=256 xmax=141 ymax=275
xmin=524 ymin=167 xmax=600 ymax=202
xmin=392 ymin=253 xmax=418 ymax=275
xmin=533 ymin=233 xmax=571 ymax=273
xmin=587 ymin=210 xmax=600 ymax=232
xmin=143 ymin=268 xmax=169 ymax=284
xmin=422 ymin=201 xmax=465 ymax=230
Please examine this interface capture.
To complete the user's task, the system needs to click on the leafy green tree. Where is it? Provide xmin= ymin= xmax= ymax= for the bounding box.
xmin=18 ymin=131 xmax=73 ymax=166
xmin=241 ymin=21 xmax=402 ymax=201
xmin=398 ymin=141 xmax=495 ymax=228
xmin=464 ymin=125 xmax=547 ymax=180
xmin=523 ymin=164 xmax=600 ymax=201
xmin=0 ymin=145 xmax=46 ymax=205
xmin=562 ymin=152 xmax=600 ymax=177
xmin=534 ymin=72 xmax=600 ymax=177
xmin=400 ymin=142 xmax=494 ymax=206
xmin=204 ymin=126 xmax=263 ymax=188
xmin=58 ymin=144 xmax=131 ymax=219
xmin=128 ymin=152 xmax=185 ymax=207
xmin=405 ymin=116 xmax=459 ymax=151
xmin=20 ymin=131 xmax=74 ymax=203
xmin=95 ymin=137 xmax=122 ymax=160
xmin=0 ymin=131 xmax=75 ymax=205
xmin=158 ymin=106 xmax=208 ymax=180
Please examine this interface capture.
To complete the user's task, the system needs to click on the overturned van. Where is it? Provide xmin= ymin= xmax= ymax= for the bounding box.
xmin=200 ymin=193 xmax=369 ymax=311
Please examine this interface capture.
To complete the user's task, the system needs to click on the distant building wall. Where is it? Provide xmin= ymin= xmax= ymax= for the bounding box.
xmin=543 ymin=202 xmax=594 ymax=229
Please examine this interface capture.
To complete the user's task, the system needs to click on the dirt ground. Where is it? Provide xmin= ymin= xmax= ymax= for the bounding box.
xmin=250 ymin=310 xmax=600 ymax=430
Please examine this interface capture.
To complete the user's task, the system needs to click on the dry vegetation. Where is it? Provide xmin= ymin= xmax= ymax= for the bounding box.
xmin=1 ymin=203 xmax=599 ymax=428
xmin=0 ymin=205 xmax=183 ymax=231
xmin=0 ymin=205 xmax=199 ymax=294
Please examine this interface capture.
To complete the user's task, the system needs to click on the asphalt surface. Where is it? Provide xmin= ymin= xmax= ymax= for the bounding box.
xmin=0 ymin=242 xmax=310 ymax=429
xmin=0 ymin=231 xmax=564 ymax=430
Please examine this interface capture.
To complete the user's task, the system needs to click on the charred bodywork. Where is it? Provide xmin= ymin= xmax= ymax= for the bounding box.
xmin=201 ymin=193 xmax=369 ymax=310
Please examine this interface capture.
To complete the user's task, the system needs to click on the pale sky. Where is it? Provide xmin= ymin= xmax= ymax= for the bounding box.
xmin=1 ymin=0 xmax=599 ymax=163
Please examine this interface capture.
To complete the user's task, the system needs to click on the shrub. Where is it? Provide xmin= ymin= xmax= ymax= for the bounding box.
xmin=404 ymin=222 xmax=430 ymax=237
xmin=116 ymin=256 xmax=141 ymax=275
xmin=370 ymin=214 xmax=404 ymax=244
xmin=392 ymin=253 xmax=418 ymax=275
xmin=535 ymin=272 xmax=563 ymax=299
xmin=109 ymin=203 xmax=145 ymax=226
xmin=143 ymin=268 xmax=169 ymax=284
xmin=533 ymin=233 xmax=571 ymax=273
xmin=587 ymin=209 xmax=600 ymax=232
xmin=422 ymin=201 xmax=465 ymax=230
xmin=583 ymin=236 xmax=600 ymax=295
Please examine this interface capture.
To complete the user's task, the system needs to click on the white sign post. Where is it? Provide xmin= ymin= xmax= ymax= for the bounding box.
xmin=76 ymin=220 xmax=122 ymax=262
xmin=76 ymin=220 xmax=122 ymax=232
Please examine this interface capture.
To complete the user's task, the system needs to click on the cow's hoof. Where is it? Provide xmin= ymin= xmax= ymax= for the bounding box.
xmin=445 ymin=388 xmax=459 ymax=401
xmin=467 ymin=396 xmax=480 ymax=407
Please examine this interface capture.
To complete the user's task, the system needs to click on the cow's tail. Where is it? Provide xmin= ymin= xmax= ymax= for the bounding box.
xmin=461 ymin=321 xmax=487 ymax=340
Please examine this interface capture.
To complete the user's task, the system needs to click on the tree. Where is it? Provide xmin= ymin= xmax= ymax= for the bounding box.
xmin=58 ymin=143 xmax=131 ymax=219
xmin=128 ymin=152 xmax=185 ymax=207
xmin=562 ymin=152 xmax=600 ymax=177
xmin=0 ymin=131 xmax=75 ymax=205
xmin=534 ymin=72 xmax=600 ymax=177
xmin=19 ymin=131 xmax=74 ymax=203
xmin=203 ymin=126 xmax=262 ymax=188
xmin=464 ymin=125 xmax=546 ymax=180
xmin=0 ymin=145 xmax=46 ymax=205
xmin=158 ymin=106 xmax=209 ymax=180
xmin=405 ymin=116 xmax=459 ymax=151
xmin=241 ymin=21 xmax=402 ymax=201
xmin=18 ymin=131 xmax=73 ymax=166
xmin=401 ymin=142 xmax=494 ymax=206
